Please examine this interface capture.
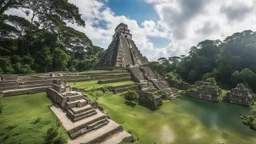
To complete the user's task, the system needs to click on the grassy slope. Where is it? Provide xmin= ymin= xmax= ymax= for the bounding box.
xmin=0 ymin=93 xmax=68 ymax=144
xmin=69 ymin=80 xmax=135 ymax=90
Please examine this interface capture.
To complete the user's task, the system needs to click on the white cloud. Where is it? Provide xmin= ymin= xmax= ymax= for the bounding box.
xmin=5 ymin=0 xmax=256 ymax=61
xmin=68 ymin=0 xmax=172 ymax=60
xmin=145 ymin=0 xmax=256 ymax=58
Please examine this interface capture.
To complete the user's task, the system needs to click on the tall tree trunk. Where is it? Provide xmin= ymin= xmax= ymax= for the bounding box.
xmin=0 ymin=0 xmax=14 ymax=15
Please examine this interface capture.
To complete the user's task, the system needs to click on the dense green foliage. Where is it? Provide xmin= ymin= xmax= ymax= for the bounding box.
xmin=0 ymin=93 xmax=68 ymax=143
xmin=241 ymin=106 xmax=256 ymax=130
xmin=0 ymin=0 xmax=104 ymax=74
xmin=123 ymin=90 xmax=139 ymax=101
xmin=44 ymin=126 xmax=67 ymax=144
xmin=150 ymin=30 xmax=256 ymax=91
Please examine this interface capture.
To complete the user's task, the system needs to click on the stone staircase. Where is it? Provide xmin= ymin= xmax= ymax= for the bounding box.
xmin=140 ymin=67 xmax=158 ymax=80
xmin=50 ymin=91 xmax=132 ymax=144
xmin=128 ymin=67 xmax=145 ymax=82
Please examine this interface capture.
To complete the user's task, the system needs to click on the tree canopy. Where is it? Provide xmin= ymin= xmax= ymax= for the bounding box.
xmin=0 ymin=0 xmax=104 ymax=74
xmin=150 ymin=30 xmax=256 ymax=91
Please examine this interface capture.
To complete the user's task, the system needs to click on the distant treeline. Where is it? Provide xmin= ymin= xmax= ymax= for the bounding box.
xmin=150 ymin=30 xmax=256 ymax=91
xmin=0 ymin=0 xmax=104 ymax=74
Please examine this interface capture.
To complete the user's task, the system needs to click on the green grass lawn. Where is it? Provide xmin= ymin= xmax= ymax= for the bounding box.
xmin=86 ymin=92 xmax=154 ymax=143
xmin=0 ymin=93 xmax=68 ymax=144
xmin=69 ymin=80 xmax=135 ymax=91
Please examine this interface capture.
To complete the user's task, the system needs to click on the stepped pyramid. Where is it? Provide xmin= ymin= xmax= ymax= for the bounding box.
xmin=99 ymin=23 xmax=179 ymax=110
xmin=99 ymin=23 xmax=148 ymax=67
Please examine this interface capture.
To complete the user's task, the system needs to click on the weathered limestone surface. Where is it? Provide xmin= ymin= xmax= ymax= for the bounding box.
xmin=0 ymin=71 xmax=130 ymax=95
xmin=138 ymin=90 xmax=163 ymax=110
xmin=97 ymin=23 xmax=179 ymax=108
xmin=48 ymin=80 xmax=132 ymax=144
xmin=99 ymin=23 xmax=148 ymax=67
xmin=186 ymin=81 xmax=222 ymax=102
xmin=225 ymin=83 xmax=254 ymax=106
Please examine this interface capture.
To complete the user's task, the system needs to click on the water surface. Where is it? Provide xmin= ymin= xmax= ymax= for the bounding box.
xmin=97 ymin=95 xmax=256 ymax=144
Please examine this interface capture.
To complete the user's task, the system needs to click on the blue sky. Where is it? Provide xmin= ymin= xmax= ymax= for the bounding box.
xmin=65 ymin=0 xmax=256 ymax=60
xmin=96 ymin=0 xmax=171 ymax=49
xmin=6 ymin=0 xmax=256 ymax=60
xmin=105 ymin=0 xmax=159 ymax=24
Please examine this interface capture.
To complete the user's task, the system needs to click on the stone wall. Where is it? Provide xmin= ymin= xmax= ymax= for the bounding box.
xmin=46 ymin=88 xmax=66 ymax=107
xmin=185 ymin=81 xmax=222 ymax=102
xmin=225 ymin=83 xmax=254 ymax=106
xmin=137 ymin=90 xmax=162 ymax=110
xmin=3 ymin=86 xmax=49 ymax=97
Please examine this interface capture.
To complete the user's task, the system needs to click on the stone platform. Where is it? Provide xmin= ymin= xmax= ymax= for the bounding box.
xmin=50 ymin=105 xmax=132 ymax=144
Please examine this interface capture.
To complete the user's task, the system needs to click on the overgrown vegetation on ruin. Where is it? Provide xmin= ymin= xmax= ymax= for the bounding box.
xmin=0 ymin=0 xmax=103 ymax=74
xmin=123 ymin=90 xmax=139 ymax=101
xmin=0 ymin=93 xmax=68 ymax=143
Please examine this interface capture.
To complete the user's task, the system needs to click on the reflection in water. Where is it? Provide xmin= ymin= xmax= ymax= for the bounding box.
xmin=151 ymin=96 xmax=256 ymax=144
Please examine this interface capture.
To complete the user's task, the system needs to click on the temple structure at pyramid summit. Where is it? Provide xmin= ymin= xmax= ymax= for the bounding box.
xmin=99 ymin=23 xmax=149 ymax=67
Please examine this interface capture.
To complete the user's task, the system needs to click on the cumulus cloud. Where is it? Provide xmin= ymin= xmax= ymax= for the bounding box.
xmin=145 ymin=0 xmax=256 ymax=58
xmin=221 ymin=2 xmax=254 ymax=22
xmin=5 ymin=0 xmax=256 ymax=61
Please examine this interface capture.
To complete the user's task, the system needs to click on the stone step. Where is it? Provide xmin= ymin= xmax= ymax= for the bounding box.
xmin=69 ymin=120 xmax=122 ymax=144
xmin=74 ymin=109 xmax=96 ymax=118
xmin=68 ymin=115 xmax=107 ymax=139
xmin=69 ymin=118 xmax=109 ymax=139
xmin=71 ymin=105 xmax=93 ymax=114
xmin=92 ymin=121 xmax=109 ymax=130
xmin=74 ymin=111 xmax=97 ymax=122
xmin=101 ymin=130 xmax=132 ymax=144
xmin=87 ymin=118 xmax=108 ymax=129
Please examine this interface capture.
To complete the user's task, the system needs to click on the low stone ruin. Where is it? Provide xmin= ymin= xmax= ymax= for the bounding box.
xmin=0 ymin=70 xmax=132 ymax=96
xmin=225 ymin=83 xmax=254 ymax=106
xmin=47 ymin=80 xmax=133 ymax=143
xmin=129 ymin=67 xmax=179 ymax=100
xmin=137 ymin=90 xmax=163 ymax=110
xmin=186 ymin=81 xmax=222 ymax=102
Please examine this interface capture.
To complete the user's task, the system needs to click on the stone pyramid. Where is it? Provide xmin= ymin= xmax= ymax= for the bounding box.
xmin=99 ymin=23 xmax=148 ymax=67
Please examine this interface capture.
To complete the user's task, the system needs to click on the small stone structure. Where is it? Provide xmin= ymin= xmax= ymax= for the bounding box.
xmin=47 ymin=80 xmax=133 ymax=143
xmin=225 ymin=83 xmax=254 ymax=106
xmin=137 ymin=90 xmax=163 ymax=110
xmin=186 ymin=81 xmax=222 ymax=102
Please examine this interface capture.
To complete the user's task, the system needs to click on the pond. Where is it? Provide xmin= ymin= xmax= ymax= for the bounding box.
xmin=94 ymin=94 xmax=256 ymax=144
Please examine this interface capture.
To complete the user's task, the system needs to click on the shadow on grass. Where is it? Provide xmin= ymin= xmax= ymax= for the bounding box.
xmin=5 ymin=125 xmax=17 ymax=130
xmin=125 ymin=101 xmax=137 ymax=108
xmin=31 ymin=117 xmax=41 ymax=124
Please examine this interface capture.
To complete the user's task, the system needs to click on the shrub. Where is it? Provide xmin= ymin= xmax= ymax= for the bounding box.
xmin=0 ymin=95 xmax=3 ymax=113
xmin=124 ymin=90 xmax=139 ymax=101
xmin=0 ymin=104 xmax=3 ymax=113
xmin=205 ymin=77 xmax=217 ymax=85
xmin=44 ymin=127 xmax=58 ymax=144
xmin=53 ymin=134 xmax=67 ymax=144
xmin=166 ymin=72 xmax=183 ymax=84
xmin=94 ymin=91 xmax=104 ymax=97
